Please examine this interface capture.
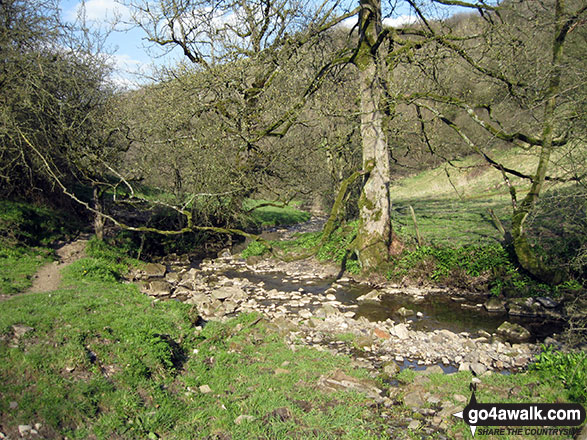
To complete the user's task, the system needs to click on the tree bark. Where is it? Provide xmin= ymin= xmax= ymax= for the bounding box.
xmin=353 ymin=0 xmax=393 ymax=269
xmin=93 ymin=185 xmax=105 ymax=241
xmin=511 ymin=0 xmax=570 ymax=284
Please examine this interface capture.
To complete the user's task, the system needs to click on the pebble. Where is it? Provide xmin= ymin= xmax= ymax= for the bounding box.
xmin=18 ymin=425 xmax=32 ymax=436
xmin=234 ymin=415 xmax=255 ymax=425
xmin=199 ymin=385 xmax=212 ymax=394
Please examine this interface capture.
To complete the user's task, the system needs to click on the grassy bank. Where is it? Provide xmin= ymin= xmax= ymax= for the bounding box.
xmin=0 ymin=199 xmax=584 ymax=438
xmin=0 ymin=277 xmax=388 ymax=438
xmin=244 ymin=199 xmax=311 ymax=228
xmin=1 ymin=258 xmax=583 ymax=438
xmin=0 ymin=201 xmax=81 ymax=295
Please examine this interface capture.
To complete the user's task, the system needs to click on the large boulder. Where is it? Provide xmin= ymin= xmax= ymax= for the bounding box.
xmin=484 ymin=297 xmax=506 ymax=313
xmin=497 ymin=321 xmax=532 ymax=343
xmin=144 ymin=263 xmax=166 ymax=278
xmin=147 ymin=280 xmax=172 ymax=296
xmin=211 ymin=286 xmax=247 ymax=302
xmin=357 ymin=290 xmax=383 ymax=302
xmin=506 ymin=298 xmax=562 ymax=319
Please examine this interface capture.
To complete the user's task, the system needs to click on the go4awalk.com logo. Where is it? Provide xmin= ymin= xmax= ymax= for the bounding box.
xmin=453 ymin=391 xmax=586 ymax=437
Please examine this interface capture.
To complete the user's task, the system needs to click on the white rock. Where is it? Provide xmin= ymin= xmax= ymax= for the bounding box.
xmin=234 ymin=415 xmax=255 ymax=425
xmin=18 ymin=425 xmax=32 ymax=436
xmin=199 ymin=385 xmax=212 ymax=394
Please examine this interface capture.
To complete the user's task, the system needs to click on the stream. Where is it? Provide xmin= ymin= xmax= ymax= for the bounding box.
xmin=135 ymin=216 xmax=567 ymax=376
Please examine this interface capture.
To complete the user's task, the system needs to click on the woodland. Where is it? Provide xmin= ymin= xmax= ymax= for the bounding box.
xmin=0 ymin=0 xmax=586 ymax=437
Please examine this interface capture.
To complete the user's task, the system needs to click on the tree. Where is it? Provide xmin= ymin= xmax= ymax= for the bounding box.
xmin=400 ymin=0 xmax=586 ymax=282
xmin=0 ymin=0 xmax=118 ymax=210
xmin=351 ymin=0 xmax=393 ymax=268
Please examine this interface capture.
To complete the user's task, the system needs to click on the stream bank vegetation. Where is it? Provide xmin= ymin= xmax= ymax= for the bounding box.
xmin=0 ymin=0 xmax=586 ymax=437
xmin=0 ymin=238 xmax=584 ymax=439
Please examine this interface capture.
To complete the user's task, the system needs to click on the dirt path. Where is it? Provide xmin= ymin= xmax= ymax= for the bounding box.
xmin=27 ymin=238 xmax=88 ymax=293
xmin=0 ymin=238 xmax=88 ymax=302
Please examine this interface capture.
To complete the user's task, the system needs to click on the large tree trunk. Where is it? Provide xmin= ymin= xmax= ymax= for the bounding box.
xmin=353 ymin=0 xmax=392 ymax=269
xmin=511 ymin=0 xmax=569 ymax=284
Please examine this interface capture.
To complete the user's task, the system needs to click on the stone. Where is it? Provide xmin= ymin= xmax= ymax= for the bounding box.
xmin=543 ymin=336 xmax=562 ymax=347
xmin=12 ymin=324 xmax=34 ymax=338
xmin=355 ymin=335 xmax=374 ymax=348
xmin=484 ymin=297 xmax=506 ymax=313
xmin=458 ymin=362 xmax=470 ymax=372
xmin=165 ymin=272 xmax=180 ymax=284
xmin=382 ymin=362 xmax=400 ymax=377
xmin=274 ymin=368 xmax=290 ymax=375
xmin=497 ymin=321 xmax=532 ymax=343
xmin=373 ymin=328 xmax=391 ymax=340
xmin=212 ymin=286 xmax=246 ymax=301
xmin=234 ymin=415 xmax=255 ymax=425
xmin=9 ymin=401 xmax=17 ymax=409
xmin=18 ymin=425 xmax=32 ymax=436
xmin=397 ymin=307 xmax=414 ymax=318
xmin=315 ymin=304 xmax=339 ymax=318
xmin=392 ymin=324 xmax=410 ymax=339
xmin=299 ymin=310 xmax=313 ymax=319
xmin=470 ymin=363 xmax=487 ymax=376
xmin=343 ymin=311 xmax=356 ymax=318
xmin=535 ymin=296 xmax=558 ymax=308
xmin=144 ymin=263 xmax=166 ymax=277
xmin=454 ymin=394 xmax=468 ymax=403
xmin=408 ymin=420 xmax=420 ymax=430
xmin=403 ymin=391 xmax=425 ymax=409
xmin=422 ymin=365 xmax=443 ymax=375
xmin=317 ymin=369 xmax=382 ymax=402
xmin=221 ymin=299 xmax=238 ymax=314
xmin=148 ymin=280 xmax=171 ymax=296
xmin=268 ymin=407 xmax=293 ymax=422
xmin=357 ymin=290 xmax=383 ymax=302
xmin=218 ymin=248 xmax=231 ymax=258
xmin=506 ymin=297 xmax=560 ymax=318
xmin=199 ymin=385 xmax=212 ymax=394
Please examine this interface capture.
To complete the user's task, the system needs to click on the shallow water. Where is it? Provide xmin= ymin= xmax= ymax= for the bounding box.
xmin=221 ymin=268 xmax=563 ymax=340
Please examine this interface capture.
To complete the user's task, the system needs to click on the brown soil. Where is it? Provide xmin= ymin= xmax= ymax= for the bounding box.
xmin=0 ymin=239 xmax=89 ymax=302
xmin=27 ymin=239 xmax=88 ymax=293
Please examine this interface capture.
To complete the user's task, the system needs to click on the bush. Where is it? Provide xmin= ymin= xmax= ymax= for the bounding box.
xmin=0 ymin=200 xmax=76 ymax=247
xmin=386 ymin=243 xmax=555 ymax=295
xmin=64 ymin=258 xmax=127 ymax=283
xmin=530 ymin=346 xmax=587 ymax=403
xmin=241 ymin=240 xmax=271 ymax=259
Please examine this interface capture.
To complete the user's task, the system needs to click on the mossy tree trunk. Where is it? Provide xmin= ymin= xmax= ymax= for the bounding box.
xmin=511 ymin=0 xmax=573 ymax=284
xmin=93 ymin=185 xmax=105 ymax=241
xmin=353 ymin=0 xmax=392 ymax=269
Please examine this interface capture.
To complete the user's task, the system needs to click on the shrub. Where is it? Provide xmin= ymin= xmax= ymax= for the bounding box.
xmin=530 ymin=346 xmax=586 ymax=403
xmin=241 ymin=240 xmax=271 ymax=259
xmin=65 ymin=258 xmax=127 ymax=283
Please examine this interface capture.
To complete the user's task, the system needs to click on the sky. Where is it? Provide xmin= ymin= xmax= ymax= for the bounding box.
xmin=60 ymin=0 xmax=181 ymax=89
xmin=58 ymin=0 xmax=428 ymax=89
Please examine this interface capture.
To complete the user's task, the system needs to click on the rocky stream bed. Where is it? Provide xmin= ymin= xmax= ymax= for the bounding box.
xmin=133 ymin=251 xmax=567 ymax=376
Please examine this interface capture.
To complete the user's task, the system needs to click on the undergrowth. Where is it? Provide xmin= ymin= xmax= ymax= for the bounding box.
xmin=530 ymin=346 xmax=587 ymax=403
xmin=0 ymin=201 xmax=80 ymax=294
xmin=242 ymin=221 xmax=361 ymax=273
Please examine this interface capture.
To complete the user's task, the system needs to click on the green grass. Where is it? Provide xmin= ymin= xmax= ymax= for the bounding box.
xmin=244 ymin=199 xmax=311 ymax=227
xmin=0 ymin=245 xmax=389 ymax=439
xmin=392 ymin=197 xmax=511 ymax=248
xmin=1 ymin=231 xmax=582 ymax=438
xmin=0 ymin=245 xmax=54 ymax=294
xmin=3 ymin=269 xmax=579 ymax=439
xmin=0 ymin=200 xmax=80 ymax=295
xmin=404 ymin=368 xmax=584 ymax=440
